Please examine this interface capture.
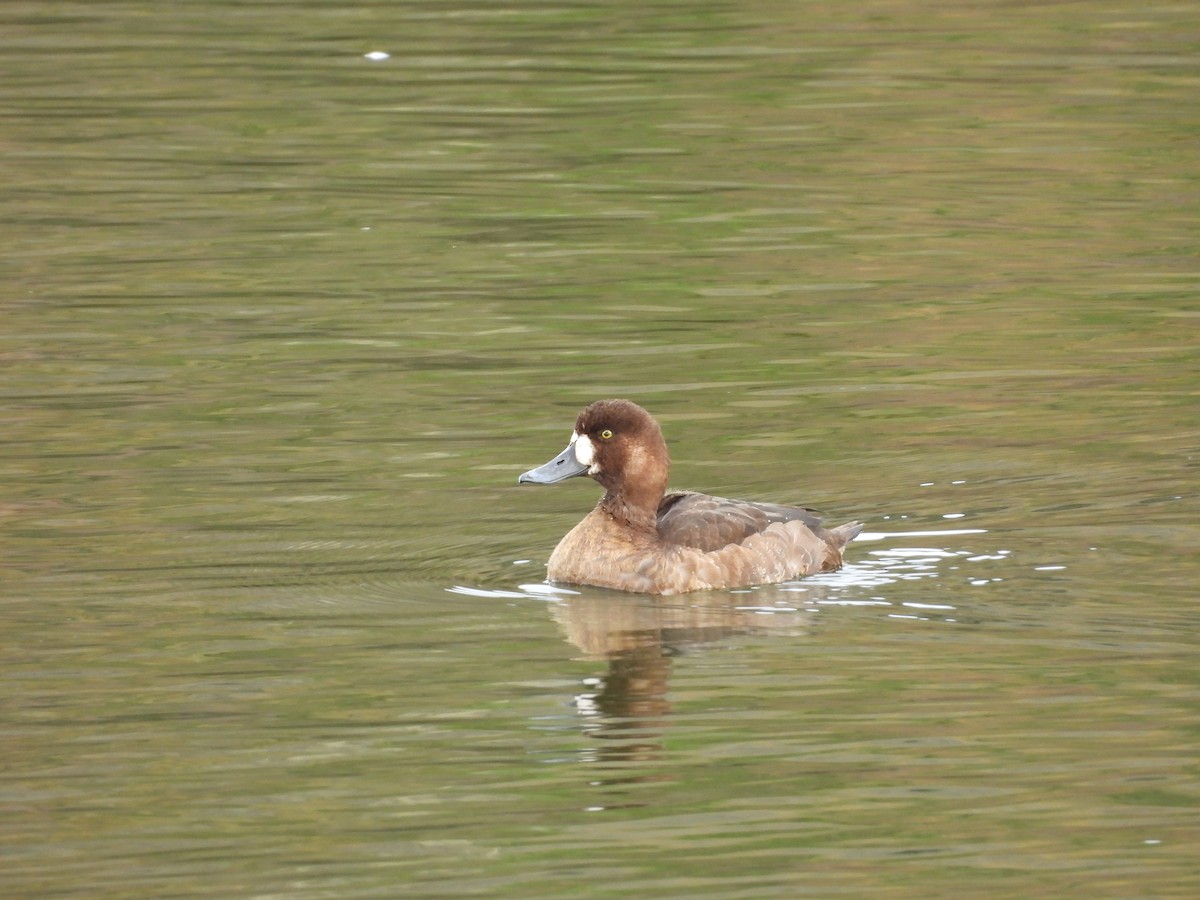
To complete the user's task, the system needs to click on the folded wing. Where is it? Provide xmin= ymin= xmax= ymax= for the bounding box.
xmin=656 ymin=490 xmax=827 ymax=552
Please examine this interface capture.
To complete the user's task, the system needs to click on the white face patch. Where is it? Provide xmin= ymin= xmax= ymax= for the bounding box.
xmin=572 ymin=432 xmax=596 ymax=469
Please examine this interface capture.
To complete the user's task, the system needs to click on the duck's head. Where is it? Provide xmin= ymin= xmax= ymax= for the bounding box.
xmin=518 ymin=399 xmax=670 ymax=504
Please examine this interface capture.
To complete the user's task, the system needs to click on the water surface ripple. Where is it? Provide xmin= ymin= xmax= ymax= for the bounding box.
xmin=3 ymin=0 xmax=1197 ymax=896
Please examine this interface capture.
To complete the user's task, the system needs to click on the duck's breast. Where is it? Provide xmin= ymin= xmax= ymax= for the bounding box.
xmin=545 ymin=509 xmax=653 ymax=589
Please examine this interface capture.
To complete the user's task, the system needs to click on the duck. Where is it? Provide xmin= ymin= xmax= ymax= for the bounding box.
xmin=518 ymin=399 xmax=862 ymax=595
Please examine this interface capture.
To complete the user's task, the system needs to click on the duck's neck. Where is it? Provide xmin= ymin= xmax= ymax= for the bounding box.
xmin=599 ymin=488 xmax=661 ymax=535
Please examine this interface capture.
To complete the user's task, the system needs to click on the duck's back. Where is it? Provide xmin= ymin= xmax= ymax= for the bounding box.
xmin=656 ymin=490 xmax=827 ymax=552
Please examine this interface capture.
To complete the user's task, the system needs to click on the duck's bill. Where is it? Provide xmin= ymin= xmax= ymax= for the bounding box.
xmin=518 ymin=442 xmax=589 ymax=484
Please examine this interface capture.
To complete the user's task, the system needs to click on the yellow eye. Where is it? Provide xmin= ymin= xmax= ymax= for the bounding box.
xmin=600 ymin=429 xmax=613 ymax=440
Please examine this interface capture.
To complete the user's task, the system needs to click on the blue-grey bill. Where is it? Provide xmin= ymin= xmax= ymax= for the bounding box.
xmin=518 ymin=442 xmax=588 ymax=484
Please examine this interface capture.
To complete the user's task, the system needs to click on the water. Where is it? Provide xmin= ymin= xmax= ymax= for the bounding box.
xmin=3 ymin=0 xmax=1198 ymax=896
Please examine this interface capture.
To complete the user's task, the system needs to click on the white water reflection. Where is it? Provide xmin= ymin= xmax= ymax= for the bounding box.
xmin=448 ymin=583 xmax=581 ymax=599
xmin=854 ymin=528 xmax=987 ymax=541
xmin=791 ymin=529 xmax=994 ymax=598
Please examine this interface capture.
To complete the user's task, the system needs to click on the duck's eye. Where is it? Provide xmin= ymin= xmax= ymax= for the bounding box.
xmin=600 ymin=429 xmax=613 ymax=440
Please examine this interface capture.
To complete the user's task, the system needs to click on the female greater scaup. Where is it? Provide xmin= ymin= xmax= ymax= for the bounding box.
xmin=518 ymin=399 xmax=862 ymax=595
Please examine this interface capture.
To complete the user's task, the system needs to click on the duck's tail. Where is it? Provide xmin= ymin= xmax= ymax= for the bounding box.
xmin=831 ymin=521 xmax=864 ymax=546
xmin=821 ymin=520 xmax=864 ymax=571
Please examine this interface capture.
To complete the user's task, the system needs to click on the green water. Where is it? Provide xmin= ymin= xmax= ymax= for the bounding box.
xmin=3 ymin=1 xmax=1197 ymax=896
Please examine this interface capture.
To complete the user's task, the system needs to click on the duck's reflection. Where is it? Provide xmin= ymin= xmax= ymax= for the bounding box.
xmin=551 ymin=590 xmax=812 ymax=768
xmin=573 ymin=642 xmax=672 ymax=769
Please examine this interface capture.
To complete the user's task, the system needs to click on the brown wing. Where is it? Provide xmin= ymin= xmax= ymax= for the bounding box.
xmin=656 ymin=490 xmax=827 ymax=553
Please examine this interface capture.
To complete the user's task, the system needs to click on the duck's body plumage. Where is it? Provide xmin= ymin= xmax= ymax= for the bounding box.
xmin=519 ymin=399 xmax=861 ymax=596
xmin=657 ymin=491 xmax=827 ymax=552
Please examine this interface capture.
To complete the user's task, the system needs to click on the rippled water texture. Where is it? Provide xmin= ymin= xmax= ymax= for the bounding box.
xmin=3 ymin=0 xmax=1198 ymax=896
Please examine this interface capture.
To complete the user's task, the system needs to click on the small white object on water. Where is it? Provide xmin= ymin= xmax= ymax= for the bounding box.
xmin=364 ymin=51 xmax=390 ymax=61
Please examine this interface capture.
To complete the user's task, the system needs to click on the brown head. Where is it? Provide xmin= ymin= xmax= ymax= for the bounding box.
xmin=519 ymin=399 xmax=671 ymax=523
